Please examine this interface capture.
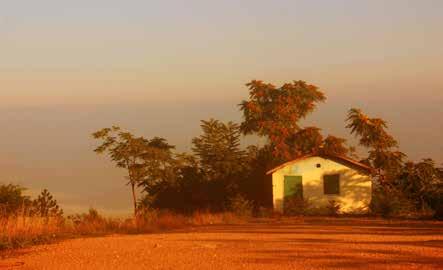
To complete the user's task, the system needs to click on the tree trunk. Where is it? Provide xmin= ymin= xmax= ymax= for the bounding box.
xmin=131 ymin=182 xmax=137 ymax=217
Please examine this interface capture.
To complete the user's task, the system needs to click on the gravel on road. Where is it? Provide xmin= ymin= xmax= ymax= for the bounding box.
xmin=1 ymin=218 xmax=442 ymax=270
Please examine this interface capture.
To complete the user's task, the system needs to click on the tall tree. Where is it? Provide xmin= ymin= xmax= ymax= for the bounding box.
xmin=239 ymin=80 xmax=326 ymax=159
xmin=92 ymin=126 xmax=175 ymax=216
xmin=346 ymin=108 xmax=405 ymax=184
xmin=192 ymin=119 xmax=246 ymax=182
xmin=137 ymin=137 xmax=178 ymax=202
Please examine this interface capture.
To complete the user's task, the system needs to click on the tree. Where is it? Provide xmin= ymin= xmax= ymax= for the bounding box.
xmin=320 ymin=135 xmax=349 ymax=156
xmin=189 ymin=119 xmax=248 ymax=209
xmin=396 ymin=159 xmax=443 ymax=212
xmin=0 ymin=183 xmax=30 ymax=216
xmin=31 ymin=189 xmax=63 ymax=218
xmin=285 ymin=127 xmax=349 ymax=157
xmin=239 ymin=80 xmax=326 ymax=159
xmin=286 ymin=127 xmax=323 ymax=156
xmin=239 ymin=144 xmax=275 ymax=209
xmin=137 ymin=139 xmax=180 ymax=210
xmin=192 ymin=119 xmax=246 ymax=182
xmin=139 ymin=137 xmax=177 ymax=189
xmin=92 ymin=126 xmax=175 ymax=216
xmin=346 ymin=108 xmax=405 ymax=184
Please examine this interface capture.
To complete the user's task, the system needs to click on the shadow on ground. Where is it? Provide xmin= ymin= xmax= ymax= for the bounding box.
xmin=181 ymin=218 xmax=443 ymax=269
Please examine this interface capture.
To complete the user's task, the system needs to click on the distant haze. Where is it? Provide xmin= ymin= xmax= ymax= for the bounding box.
xmin=1 ymin=0 xmax=442 ymax=215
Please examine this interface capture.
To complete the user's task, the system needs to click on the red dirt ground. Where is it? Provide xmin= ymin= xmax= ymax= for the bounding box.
xmin=1 ymin=217 xmax=442 ymax=270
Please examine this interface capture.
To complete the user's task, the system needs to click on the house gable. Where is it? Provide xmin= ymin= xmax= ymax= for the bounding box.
xmin=267 ymin=154 xmax=373 ymax=175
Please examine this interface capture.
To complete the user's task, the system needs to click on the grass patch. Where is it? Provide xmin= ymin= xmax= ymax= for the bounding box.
xmin=0 ymin=209 xmax=247 ymax=252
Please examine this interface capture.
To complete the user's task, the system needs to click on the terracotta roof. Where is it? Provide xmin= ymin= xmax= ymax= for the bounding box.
xmin=266 ymin=154 xmax=374 ymax=175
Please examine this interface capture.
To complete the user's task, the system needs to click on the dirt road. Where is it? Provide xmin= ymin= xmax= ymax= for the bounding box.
xmin=1 ymin=218 xmax=442 ymax=270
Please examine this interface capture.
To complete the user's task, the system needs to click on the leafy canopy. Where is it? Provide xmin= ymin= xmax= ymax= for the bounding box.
xmin=346 ymin=108 xmax=405 ymax=180
xmin=240 ymin=80 xmax=326 ymax=159
xmin=0 ymin=183 xmax=30 ymax=216
xmin=92 ymin=126 xmax=175 ymax=215
xmin=192 ymin=119 xmax=246 ymax=180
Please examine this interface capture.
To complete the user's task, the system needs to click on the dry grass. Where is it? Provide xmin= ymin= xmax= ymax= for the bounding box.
xmin=0 ymin=209 xmax=247 ymax=251
xmin=0 ymin=215 xmax=63 ymax=249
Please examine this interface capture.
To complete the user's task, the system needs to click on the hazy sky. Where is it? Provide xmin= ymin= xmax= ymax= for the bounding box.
xmin=1 ymin=0 xmax=442 ymax=215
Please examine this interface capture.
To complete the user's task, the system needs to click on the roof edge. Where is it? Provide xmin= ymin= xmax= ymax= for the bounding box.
xmin=266 ymin=154 xmax=373 ymax=175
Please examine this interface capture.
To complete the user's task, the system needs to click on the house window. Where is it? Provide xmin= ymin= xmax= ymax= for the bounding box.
xmin=323 ymin=174 xmax=340 ymax=195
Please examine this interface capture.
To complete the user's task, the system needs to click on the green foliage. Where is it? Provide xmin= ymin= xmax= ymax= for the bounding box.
xmin=238 ymin=144 xmax=274 ymax=209
xmin=326 ymin=200 xmax=341 ymax=216
xmin=0 ymin=184 xmax=30 ymax=216
xmin=346 ymin=108 xmax=405 ymax=165
xmin=370 ymin=186 xmax=415 ymax=218
xmin=139 ymin=119 xmax=267 ymax=213
xmin=396 ymin=159 xmax=443 ymax=213
xmin=346 ymin=109 xmax=443 ymax=219
xmin=286 ymin=127 xmax=350 ymax=157
xmin=346 ymin=108 xmax=398 ymax=149
xmin=284 ymin=196 xmax=311 ymax=216
xmin=228 ymin=194 xmax=253 ymax=217
xmin=68 ymin=208 xmax=104 ymax=225
xmin=31 ymin=189 xmax=63 ymax=218
xmin=140 ymin=153 xmax=229 ymax=212
xmin=286 ymin=127 xmax=323 ymax=156
xmin=192 ymin=119 xmax=246 ymax=180
xmin=368 ymin=159 xmax=442 ymax=219
xmin=86 ymin=81 xmax=441 ymax=221
xmin=92 ymin=126 xmax=176 ymax=215
xmin=321 ymin=135 xmax=349 ymax=156
xmin=346 ymin=108 xmax=405 ymax=183
xmin=240 ymin=80 xmax=326 ymax=159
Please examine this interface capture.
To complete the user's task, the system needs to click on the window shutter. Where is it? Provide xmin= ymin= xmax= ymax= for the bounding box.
xmin=323 ymin=174 xmax=340 ymax=195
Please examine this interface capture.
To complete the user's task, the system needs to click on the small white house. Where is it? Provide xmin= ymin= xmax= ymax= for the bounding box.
xmin=267 ymin=154 xmax=373 ymax=214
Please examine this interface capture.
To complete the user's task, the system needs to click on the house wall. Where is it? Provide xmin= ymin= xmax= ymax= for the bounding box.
xmin=272 ymin=156 xmax=372 ymax=214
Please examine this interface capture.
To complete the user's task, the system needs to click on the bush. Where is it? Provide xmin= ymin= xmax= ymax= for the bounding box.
xmin=434 ymin=204 xmax=443 ymax=220
xmin=229 ymin=194 xmax=253 ymax=217
xmin=326 ymin=200 xmax=341 ymax=216
xmin=284 ymin=196 xmax=311 ymax=216
xmin=254 ymin=207 xmax=276 ymax=218
xmin=370 ymin=187 xmax=415 ymax=218
xmin=67 ymin=208 xmax=111 ymax=235
xmin=0 ymin=184 xmax=31 ymax=217
xmin=426 ymin=189 xmax=443 ymax=220
xmin=0 ymin=210 xmax=64 ymax=250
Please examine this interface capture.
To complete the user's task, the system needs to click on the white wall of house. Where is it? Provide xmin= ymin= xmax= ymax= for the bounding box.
xmin=272 ymin=156 xmax=372 ymax=214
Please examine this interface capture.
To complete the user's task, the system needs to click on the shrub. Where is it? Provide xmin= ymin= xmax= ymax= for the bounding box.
xmin=228 ymin=194 xmax=253 ymax=217
xmin=434 ymin=204 xmax=443 ymax=220
xmin=284 ymin=196 xmax=311 ymax=216
xmin=30 ymin=189 xmax=63 ymax=218
xmin=189 ymin=210 xmax=244 ymax=225
xmin=0 ymin=210 xmax=63 ymax=250
xmin=326 ymin=200 xmax=341 ymax=216
xmin=427 ymin=189 xmax=443 ymax=220
xmin=254 ymin=207 xmax=275 ymax=218
xmin=67 ymin=208 xmax=110 ymax=234
xmin=0 ymin=184 xmax=31 ymax=217
xmin=135 ymin=208 xmax=187 ymax=232
xmin=370 ymin=187 xmax=415 ymax=218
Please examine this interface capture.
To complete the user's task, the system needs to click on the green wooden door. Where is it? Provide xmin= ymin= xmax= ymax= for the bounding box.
xmin=284 ymin=176 xmax=303 ymax=198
